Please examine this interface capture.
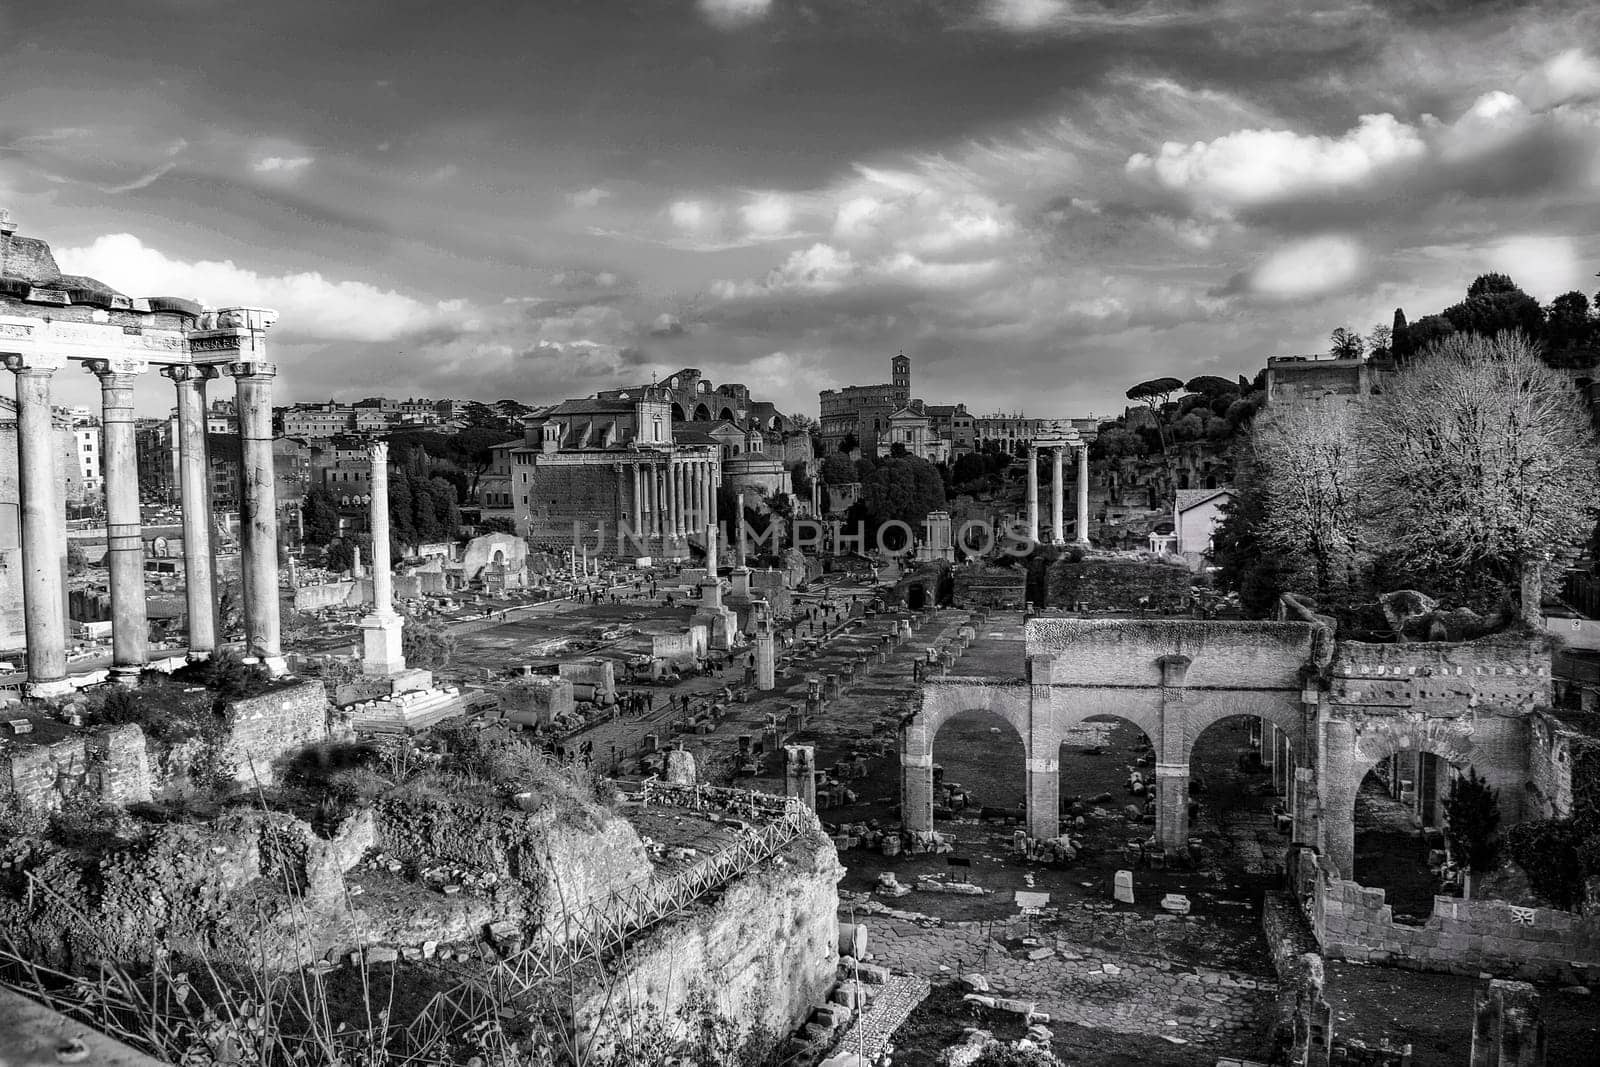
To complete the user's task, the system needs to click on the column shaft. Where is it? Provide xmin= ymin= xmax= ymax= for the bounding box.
xmin=1025 ymin=445 xmax=1039 ymax=542
xmin=8 ymin=362 xmax=68 ymax=687
xmin=631 ymin=463 xmax=643 ymax=539
xmin=670 ymin=458 xmax=683 ymax=538
xmin=1050 ymin=447 xmax=1065 ymax=544
xmin=232 ymin=364 xmax=282 ymax=666
xmin=94 ymin=365 xmax=148 ymax=673
xmin=1075 ymin=444 xmax=1091 ymax=546
xmin=169 ymin=368 xmax=217 ymax=656
xmin=369 ymin=443 xmax=394 ymax=613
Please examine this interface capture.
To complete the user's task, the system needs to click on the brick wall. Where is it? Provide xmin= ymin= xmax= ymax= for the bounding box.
xmin=1046 ymin=558 xmax=1192 ymax=612
xmin=526 ymin=462 xmax=625 ymax=540
xmin=1027 ymin=618 xmax=1316 ymax=690
xmin=558 ymin=660 xmax=615 ymax=704
xmin=225 ymin=680 xmax=330 ymax=786
xmin=1297 ymin=848 xmax=1600 ymax=983
xmin=953 ymin=568 xmax=1026 ymax=609
xmin=1528 ymin=711 xmax=1577 ymax=820
xmin=0 ymin=726 xmax=151 ymax=808
xmin=749 ymin=570 xmax=793 ymax=617
xmin=1329 ymin=636 xmax=1551 ymax=716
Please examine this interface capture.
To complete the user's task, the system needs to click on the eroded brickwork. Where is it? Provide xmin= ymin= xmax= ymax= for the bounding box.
xmin=225 ymin=680 xmax=330 ymax=785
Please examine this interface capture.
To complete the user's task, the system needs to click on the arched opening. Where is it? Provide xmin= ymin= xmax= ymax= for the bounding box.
xmin=492 ymin=549 xmax=506 ymax=566
xmin=1186 ymin=714 xmax=1295 ymax=879
xmin=1353 ymin=752 xmax=1465 ymax=921
xmin=719 ymin=406 xmax=736 ymax=422
xmin=671 ymin=403 xmax=687 ymax=422
xmin=1057 ymin=714 xmax=1158 ymax=855
xmin=906 ymin=582 xmax=927 ymax=610
xmin=692 ymin=403 xmax=711 ymax=421
xmin=933 ymin=709 xmax=1025 ymax=822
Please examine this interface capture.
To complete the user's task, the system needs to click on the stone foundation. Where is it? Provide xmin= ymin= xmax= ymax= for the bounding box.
xmin=225 ymin=679 xmax=331 ymax=785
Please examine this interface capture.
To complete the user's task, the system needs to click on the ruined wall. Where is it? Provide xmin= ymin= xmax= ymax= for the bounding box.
xmin=559 ymin=660 xmax=616 ymax=704
xmin=952 ymin=567 xmax=1026 ymax=609
xmin=225 ymin=680 xmax=330 ymax=786
xmin=293 ymin=580 xmax=361 ymax=612
xmin=1046 ymin=557 xmax=1191 ymax=613
xmin=1528 ymin=711 xmax=1578 ymax=821
xmin=653 ymin=626 xmax=708 ymax=663
xmin=1027 ymin=618 xmax=1316 ymax=690
xmin=0 ymin=726 xmax=151 ymax=809
xmin=1298 ymin=850 xmax=1600 ymax=983
xmin=576 ymin=829 xmax=842 ymax=1057
xmin=499 ymin=676 xmax=576 ymax=726
xmin=527 ymin=461 xmax=625 ymax=541
xmin=749 ymin=570 xmax=793 ymax=617
xmin=1327 ymin=636 xmax=1551 ymax=716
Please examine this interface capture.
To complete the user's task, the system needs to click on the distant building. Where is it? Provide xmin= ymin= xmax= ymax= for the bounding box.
xmin=974 ymin=412 xmax=1046 ymax=455
xmin=819 ymin=353 xmax=911 ymax=455
xmin=282 ymin=403 xmax=354 ymax=437
xmin=881 ymin=406 xmax=949 ymax=464
xmin=1174 ymin=487 xmax=1230 ymax=557
xmin=1264 ymin=353 xmax=1393 ymax=408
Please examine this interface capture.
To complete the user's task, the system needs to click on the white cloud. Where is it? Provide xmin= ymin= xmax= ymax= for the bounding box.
xmin=56 ymin=234 xmax=457 ymax=343
xmin=252 ymin=155 xmax=313 ymax=174
xmin=739 ymin=192 xmax=794 ymax=237
xmin=669 ymin=199 xmax=720 ymax=233
xmin=986 ymin=0 xmax=1068 ymax=31
xmin=712 ymin=243 xmax=857 ymax=299
xmin=1235 ymin=235 xmax=1364 ymax=301
xmin=1126 ymin=113 xmax=1427 ymax=216
xmin=1484 ymin=235 xmax=1582 ymax=300
xmin=567 ymin=186 xmax=611 ymax=209
xmin=697 ymin=0 xmax=771 ymax=30
xmin=1519 ymin=49 xmax=1600 ymax=109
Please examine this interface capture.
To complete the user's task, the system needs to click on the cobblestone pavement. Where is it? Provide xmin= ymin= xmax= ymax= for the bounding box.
xmin=865 ymin=917 xmax=1275 ymax=1054
xmin=829 ymin=974 xmax=931 ymax=1062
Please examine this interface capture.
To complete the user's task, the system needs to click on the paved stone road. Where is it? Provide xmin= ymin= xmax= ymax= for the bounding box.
xmin=829 ymin=974 xmax=931 ymax=1063
xmin=866 ymin=917 xmax=1275 ymax=1054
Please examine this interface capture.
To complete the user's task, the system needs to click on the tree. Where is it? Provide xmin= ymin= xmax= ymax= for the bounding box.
xmin=1357 ymin=331 xmax=1600 ymax=627
xmin=301 ymin=488 xmax=342 ymax=546
xmin=1184 ymin=375 xmax=1236 ymax=396
xmin=479 ymin=516 xmax=518 ymax=535
xmin=839 ymin=432 xmax=859 ymax=455
xmin=1211 ymin=448 xmax=1288 ymax=615
xmin=1252 ymin=402 xmax=1366 ymax=600
xmin=857 ymin=455 xmax=946 ymax=534
xmin=1444 ymin=274 xmax=1545 ymax=340
xmin=820 ymin=453 xmax=856 ymax=486
xmin=1390 ymin=308 xmax=1410 ymax=360
xmin=322 ymin=540 xmax=356 ymax=573
xmin=789 ymin=461 xmax=813 ymax=505
xmin=1126 ymin=376 xmax=1185 ymax=484
xmin=1329 ymin=327 xmax=1365 ymax=360
xmin=1367 ymin=324 xmax=1393 ymax=360
xmin=1444 ymin=768 xmax=1501 ymax=898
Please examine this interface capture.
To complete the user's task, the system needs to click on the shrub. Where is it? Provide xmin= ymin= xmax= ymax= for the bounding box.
xmin=1506 ymin=819 xmax=1586 ymax=910
xmin=1444 ymin=768 xmax=1501 ymax=876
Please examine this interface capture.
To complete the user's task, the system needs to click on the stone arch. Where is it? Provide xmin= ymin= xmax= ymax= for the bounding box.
xmin=904 ymin=683 xmax=1036 ymax=835
xmin=671 ymin=402 xmax=687 ymax=422
xmin=693 ymin=402 xmax=711 ymax=421
xmin=719 ymin=406 xmax=736 ymax=422
xmin=1321 ymin=715 xmax=1506 ymax=881
xmin=1178 ymin=692 xmax=1305 ymax=766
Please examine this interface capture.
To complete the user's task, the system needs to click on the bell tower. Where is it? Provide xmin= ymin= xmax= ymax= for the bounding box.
xmin=891 ymin=351 xmax=910 ymax=402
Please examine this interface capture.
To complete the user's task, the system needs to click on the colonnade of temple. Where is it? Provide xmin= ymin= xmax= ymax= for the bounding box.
xmin=1024 ymin=441 xmax=1091 ymax=546
xmin=628 ymin=453 xmax=719 ymax=540
xmin=3 ymin=353 xmax=282 ymax=695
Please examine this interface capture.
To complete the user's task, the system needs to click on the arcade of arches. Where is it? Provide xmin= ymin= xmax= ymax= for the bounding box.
xmin=901 ymin=617 xmax=1552 ymax=883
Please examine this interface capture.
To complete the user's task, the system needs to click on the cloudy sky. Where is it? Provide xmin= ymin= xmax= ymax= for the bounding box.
xmin=3 ymin=0 xmax=1598 ymax=420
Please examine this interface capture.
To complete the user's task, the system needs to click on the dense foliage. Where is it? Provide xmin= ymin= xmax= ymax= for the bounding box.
xmin=1444 ymin=769 xmax=1502 ymax=878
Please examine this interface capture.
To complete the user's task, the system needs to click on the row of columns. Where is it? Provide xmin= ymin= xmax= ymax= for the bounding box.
xmin=629 ymin=454 xmax=717 ymax=541
xmin=1025 ymin=443 xmax=1090 ymax=546
xmin=3 ymin=355 xmax=282 ymax=694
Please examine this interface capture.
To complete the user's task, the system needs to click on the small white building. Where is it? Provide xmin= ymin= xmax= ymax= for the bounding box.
xmin=1173 ymin=487 xmax=1231 ymax=557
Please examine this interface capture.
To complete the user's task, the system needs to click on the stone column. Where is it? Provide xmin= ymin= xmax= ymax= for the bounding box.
xmin=785 ymin=745 xmax=817 ymax=811
xmin=1025 ymin=750 xmax=1060 ymax=840
xmin=1154 ymin=762 xmax=1190 ymax=851
xmin=361 ymin=442 xmax=405 ymax=677
xmin=1050 ymin=446 xmax=1065 ymax=545
xmin=901 ymin=717 xmax=935 ymax=833
xmin=671 ymin=458 xmax=684 ymax=538
xmin=631 ymin=463 xmax=643 ymax=541
xmin=1075 ymin=444 xmax=1091 ymax=546
xmin=1156 ymin=654 xmax=1193 ymax=851
xmin=3 ymin=355 xmax=70 ymax=694
xmin=755 ymin=620 xmax=776 ymax=690
xmin=706 ymin=459 xmax=720 ymax=572
xmin=88 ymin=359 xmax=149 ymax=680
xmin=229 ymin=362 xmax=284 ymax=672
xmin=1320 ymin=717 xmax=1358 ymax=878
xmin=735 ymin=489 xmax=748 ymax=567
xmin=645 ymin=462 xmax=658 ymax=540
xmin=165 ymin=366 xmax=219 ymax=659
xmin=1025 ymin=444 xmax=1039 ymax=543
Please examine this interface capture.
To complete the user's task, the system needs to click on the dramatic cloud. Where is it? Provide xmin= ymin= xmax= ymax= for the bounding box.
xmin=697 ymin=0 xmax=772 ymax=30
xmin=56 ymin=234 xmax=459 ymax=344
xmin=567 ymin=186 xmax=611 ymax=209
xmin=252 ymin=156 xmax=313 ymax=174
xmin=1221 ymin=235 xmax=1365 ymax=301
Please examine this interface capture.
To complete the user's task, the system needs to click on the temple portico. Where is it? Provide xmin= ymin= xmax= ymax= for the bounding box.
xmin=1 ymin=211 xmax=285 ymax=693
xmin=1024 ymin=422 xmax=1097 ymax=547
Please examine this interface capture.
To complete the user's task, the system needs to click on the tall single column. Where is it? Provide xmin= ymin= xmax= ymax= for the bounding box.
xmin=229 ymin=362 xmax=284 ymax=672
xmin=4 ymin=355 xmax=70 ymax=695
xmin=671 ymin=458 xmax=684 ymax=538
xmin=1025 ymin=444 xmax=1039 ymax=542
xmin=361 ymin=442 xmax=406 ymax=676
xmin=631 ymin=463 xmax=643 ymax=540
xmin=901 ymin=718 xmax=935 ymax=834
xmin=166 ymin=366 xmax=218 ymax=658
xmin=1075 ymin=444 xmax=1091 ymax=546
xmin=644 ymin=462 xmax=658 ymax=540
xmin=89 ymin=360 xmax=149 ymax=680
xmin=692 ymin=458 xmax=706 ymax=529
xmin=706 ymin=459 xmax=720 ymax=573
xmin=735 ymin=489 xmax=748 ymax=566
xmin=1050 ymin=446 xmax=1065 ymax=545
